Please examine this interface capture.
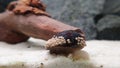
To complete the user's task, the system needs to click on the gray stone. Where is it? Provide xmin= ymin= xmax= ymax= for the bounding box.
xmin=42 ymin=0 xmax=105 ymax=17
xmin=102 ymin=0 xmax=120 ymax=14
xmin=97 ymin=15 xmax=120 ymax=40
xmin=41 ymin=0 xmax=105 ymax=40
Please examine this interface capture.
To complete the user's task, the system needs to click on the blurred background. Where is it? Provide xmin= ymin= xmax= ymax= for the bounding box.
xmin=0 ymin=0 xmax=120 ymax=40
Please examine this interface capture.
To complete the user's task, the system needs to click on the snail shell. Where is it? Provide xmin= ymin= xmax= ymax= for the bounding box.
xmin=45 ymin=30 xmax=86 ymax=55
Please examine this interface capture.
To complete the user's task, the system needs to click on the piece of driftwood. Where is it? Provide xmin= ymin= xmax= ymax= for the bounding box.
xmin=0 ymin=0 xmax=85 ymax=44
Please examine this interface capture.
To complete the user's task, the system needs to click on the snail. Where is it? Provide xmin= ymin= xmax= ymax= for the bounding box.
xmin=45 ymin=30 xmax=86 ymax=56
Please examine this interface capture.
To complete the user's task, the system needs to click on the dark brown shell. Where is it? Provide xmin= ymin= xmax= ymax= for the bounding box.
xmin=46 ymin=30 xmax=86 ymax=55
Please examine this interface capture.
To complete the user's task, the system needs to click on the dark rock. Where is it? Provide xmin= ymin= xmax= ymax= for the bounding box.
xmin=94 ymin=14 xmax=105 ymax=24
xmin=94 ymin=0 xmax=120 ymax=24
xmin=0 ymin=0 xmax=16 ymax=12
xmin=97 ymin=15 xmax=120 ymax=40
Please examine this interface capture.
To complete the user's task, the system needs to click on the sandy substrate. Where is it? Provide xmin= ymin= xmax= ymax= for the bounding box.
xmin=0 ymin=38 xmax=120 ymax=68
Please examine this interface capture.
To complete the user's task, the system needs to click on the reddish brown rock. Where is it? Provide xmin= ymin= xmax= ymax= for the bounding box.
xmin=0 ymin=0 xmax=85 ymax=44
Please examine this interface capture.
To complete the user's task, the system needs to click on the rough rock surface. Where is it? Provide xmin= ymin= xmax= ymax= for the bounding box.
xmin=102 ymin=0 xmax=120 ymax=14
xmin=96 ymin=15 xmax=120 ymax=40
xmin=95 ymin=0 xmax=120 ymax=40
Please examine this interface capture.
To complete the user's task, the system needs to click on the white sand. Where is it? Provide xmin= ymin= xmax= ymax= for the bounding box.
xmin=0 ymin=38 xmax=120 ymax=68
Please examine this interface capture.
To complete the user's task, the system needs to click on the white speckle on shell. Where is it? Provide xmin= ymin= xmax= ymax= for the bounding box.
xmin=75 ymin=37 xmax=86 ymax=47
xmin=45 ymin=36 xmax=86 ymax=49
xmin=67 ymin=39 xmax=71 ymax=44
xmin=45 ymin=36 xmax=66 ymax=48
